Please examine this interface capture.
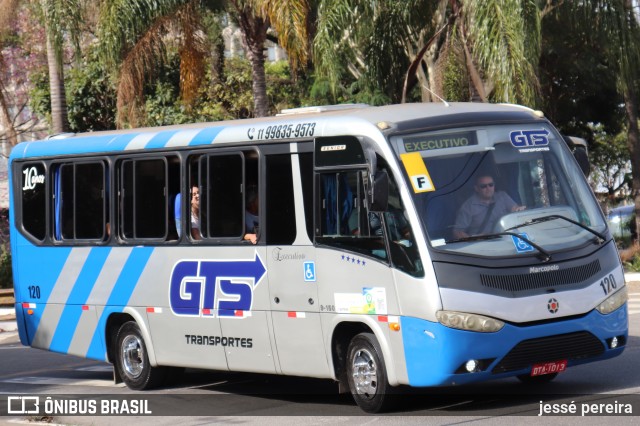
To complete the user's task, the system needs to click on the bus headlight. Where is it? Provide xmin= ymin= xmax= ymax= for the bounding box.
xmin=436 ymin=310 xmax=504 ymax=332
xmin=596 ymin=287 xmax=628 ymax=315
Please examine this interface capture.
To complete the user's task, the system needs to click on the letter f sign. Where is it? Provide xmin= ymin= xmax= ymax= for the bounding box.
xmin=411 ymin=175 xmax=434 ymax=192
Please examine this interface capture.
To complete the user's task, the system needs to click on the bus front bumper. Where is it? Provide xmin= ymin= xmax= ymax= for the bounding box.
xmin=400 ymin=305 xmax=628 ymax=387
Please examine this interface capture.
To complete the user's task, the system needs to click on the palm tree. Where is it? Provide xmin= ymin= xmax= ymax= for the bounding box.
xmin=227 ymin=0 xmax=311 ymax=117
xmin=315 ymin=0 xmax=544 ymax=106
xmin=34 ymin=0 xmax=82 ymax=134
xmin=314 ymin=0 xmax=440 ymax=103
xmin=98 ymin=0 xmax=310 ymax=123
xmin=97 ymin=0 xmax=212 ymax=127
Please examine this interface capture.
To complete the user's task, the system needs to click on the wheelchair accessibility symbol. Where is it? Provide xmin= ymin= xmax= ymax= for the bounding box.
xmin=511 ymin=233 xmax=534 ymax=253
xmin=303 ymin=261 xmax=316 ymax=282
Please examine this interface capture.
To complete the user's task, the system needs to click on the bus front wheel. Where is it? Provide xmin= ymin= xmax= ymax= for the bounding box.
xmin=114 ymin=321 xmax=166 ymax=390
xmin=346 ymin=332 xmax=395 ymax=413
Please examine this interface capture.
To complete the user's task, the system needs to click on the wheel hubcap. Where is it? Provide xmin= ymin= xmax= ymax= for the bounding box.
xmin=351 ymin=348 xmax=378 ymax=399
xmin=121 ymin=335 xmax=144 ymax=379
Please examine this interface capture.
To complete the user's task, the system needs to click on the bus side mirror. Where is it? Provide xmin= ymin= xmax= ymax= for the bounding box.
xmin=573 ymin=146 xmax=590 ymax=178
xmin=368 ymin=170 xmax=389 ymax=212
xmin=564 ymin=136 xmax=590 ymax=178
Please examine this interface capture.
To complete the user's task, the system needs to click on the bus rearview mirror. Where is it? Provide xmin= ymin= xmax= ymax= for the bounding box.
xmin=369 ymin=170 xmax=389 ymax=212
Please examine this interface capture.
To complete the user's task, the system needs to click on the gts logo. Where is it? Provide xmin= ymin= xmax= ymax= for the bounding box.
xmin=169 ymin=255 xmax=266 ymax=317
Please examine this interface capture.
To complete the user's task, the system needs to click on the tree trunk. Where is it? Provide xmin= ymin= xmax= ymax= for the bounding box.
xmin=0 ymin=86 xmax=17 ymax=153
xmin=233 ymin=2 xmax=269 ymax=118
xmin=246 ymin=38 xmax=268 ymax=117
xmin=46 ymin=31 xmax=69 ymax=134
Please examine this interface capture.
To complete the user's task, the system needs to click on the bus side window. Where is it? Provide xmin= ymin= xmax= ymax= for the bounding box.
xmin=202 ymin=154 xmax=243 ymax=239
xmin=197 ymin=151 xmax=258 ymax=243
xmin=120 ymin=158 xmax=168 ymax=240
xmin=265 ymin=154 xmax=295 ymax=245
xmin=54 ymin=161 xmax=107 ymax=241
xmin=320 ymin=172 xmax=355 ymax=236
xmin=20 ymin=162 xmax=47 ymax=241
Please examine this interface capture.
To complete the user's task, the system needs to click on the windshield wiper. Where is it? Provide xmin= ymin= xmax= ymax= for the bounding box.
xmin=503 ymin=214 xmax=606 ymax=244
xmin=446 ymin=232 xmax=552 ymax=262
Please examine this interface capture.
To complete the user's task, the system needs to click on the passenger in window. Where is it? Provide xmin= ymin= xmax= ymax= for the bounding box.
xmin=190 ymin=186 xmax=202 ymax=240
xmin=244 ymin=187 xmax=259 ymax=244
xmin=453 ymin=174 xmax=525 ymax=239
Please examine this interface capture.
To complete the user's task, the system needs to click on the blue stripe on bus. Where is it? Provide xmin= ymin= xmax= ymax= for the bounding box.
xmin=13 ymin=136 xmax=115 ymax=158
xmin=9 ymin=134 xmax=143 ymax=158
xmin=14 ymin=234 xmax=72 ymax=342
xmin=188 ymin=126 xmax=225 ymax=146
xmin=146 ymin=130 xmax=179 ymax=149
xmin=48 ymin=247 xmax=112 ymax=354
xmin=9 ymin=126 xmax=226 ymax=160
xmin=85 ymin=247 xmax=154 ymax=361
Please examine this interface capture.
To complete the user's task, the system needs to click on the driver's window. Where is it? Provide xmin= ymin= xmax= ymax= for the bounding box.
xmin=384 ymin=173 xmax=422 ymax=277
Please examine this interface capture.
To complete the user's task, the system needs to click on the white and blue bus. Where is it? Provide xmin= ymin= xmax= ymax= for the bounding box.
xmin=9 ymin=103 xmax=628 ymax=412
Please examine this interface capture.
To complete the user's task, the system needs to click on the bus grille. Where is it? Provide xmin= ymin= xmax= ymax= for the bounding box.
xmin=492 ymin=331 xmax=604 ymax=374
xmin=480 ymin=260 xmax=601 ymax=292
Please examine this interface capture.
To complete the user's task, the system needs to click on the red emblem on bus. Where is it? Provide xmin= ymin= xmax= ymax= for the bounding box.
xmin=547 ymin=298 xmax=559 ymax=314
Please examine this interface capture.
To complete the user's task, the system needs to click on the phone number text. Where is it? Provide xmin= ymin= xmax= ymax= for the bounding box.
xmin=247 ymin=122 xmax=316 ymax=141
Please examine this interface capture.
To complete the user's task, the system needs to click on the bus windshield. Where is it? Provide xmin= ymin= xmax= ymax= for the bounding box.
xmin=391 ymin=123 xmax=606 ymax=258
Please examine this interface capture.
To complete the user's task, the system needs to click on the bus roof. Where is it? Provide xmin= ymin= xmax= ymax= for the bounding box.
xmin=10 ymin=102 xmax=544 ymax=160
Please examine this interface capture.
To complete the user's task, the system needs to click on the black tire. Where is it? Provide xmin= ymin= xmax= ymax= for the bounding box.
xmin=114 ymin=321 xmax=166 ymax=390
xmin=346 ymin=332 xmax=395 ymax=413
xmin=517 ymin=372 xmax=558 ymax=384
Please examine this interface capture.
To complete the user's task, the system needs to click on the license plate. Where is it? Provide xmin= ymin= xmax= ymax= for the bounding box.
xmin=530 ymin=360 xmax=567 ymax=376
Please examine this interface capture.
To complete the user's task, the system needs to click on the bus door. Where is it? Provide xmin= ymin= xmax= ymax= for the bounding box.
xmin=312 ymin=137 xmax=421 ymax=370
xmin=314 ymin=168 xmax=398 ymax=331
xmin=265 ymin=147 xmax=331 ymax=377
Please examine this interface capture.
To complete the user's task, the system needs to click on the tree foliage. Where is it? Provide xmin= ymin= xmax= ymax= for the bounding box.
xmin=66 ymin=48 xmax=117 ymax=132
xmin=589 ymin=123 xmax=631 ymax=203
xmin=97 ymin=0 xmax=210 ymax=127
xmin=539 ymin=1 xmax=624 ymax=138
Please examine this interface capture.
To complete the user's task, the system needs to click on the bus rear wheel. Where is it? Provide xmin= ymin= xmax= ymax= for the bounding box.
xmin=346 ymin=332 xmax=395 ymax=413
xmin=114 ymin=321 xmax=166 ymax=390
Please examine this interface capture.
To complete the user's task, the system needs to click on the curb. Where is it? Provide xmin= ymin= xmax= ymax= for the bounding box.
xmin=0 ymin=331 xmax=18 ymax=344
xmin=625 ymin=272 xmax=640 ymax=282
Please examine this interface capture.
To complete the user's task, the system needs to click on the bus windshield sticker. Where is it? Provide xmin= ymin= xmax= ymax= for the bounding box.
xmin=403 ymin=131 xmax=477 ymax=152
xmin=400 ymin=152 xmax=435 ymax=193
xmin=509 ymin=129 xmax=550 ymax=152
xmin=512 ymin=233 xmax=535 ymax=253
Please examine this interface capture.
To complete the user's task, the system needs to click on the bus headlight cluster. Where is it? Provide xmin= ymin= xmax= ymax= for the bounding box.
xmin=596 ymin=287 xmax=628 ymax=315
xmin=436 ymin=310 xmax=504 ymax=332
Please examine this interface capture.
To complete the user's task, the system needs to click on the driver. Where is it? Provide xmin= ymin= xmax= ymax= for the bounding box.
xmin=452 ymin=174 xmax=525 ymax=239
